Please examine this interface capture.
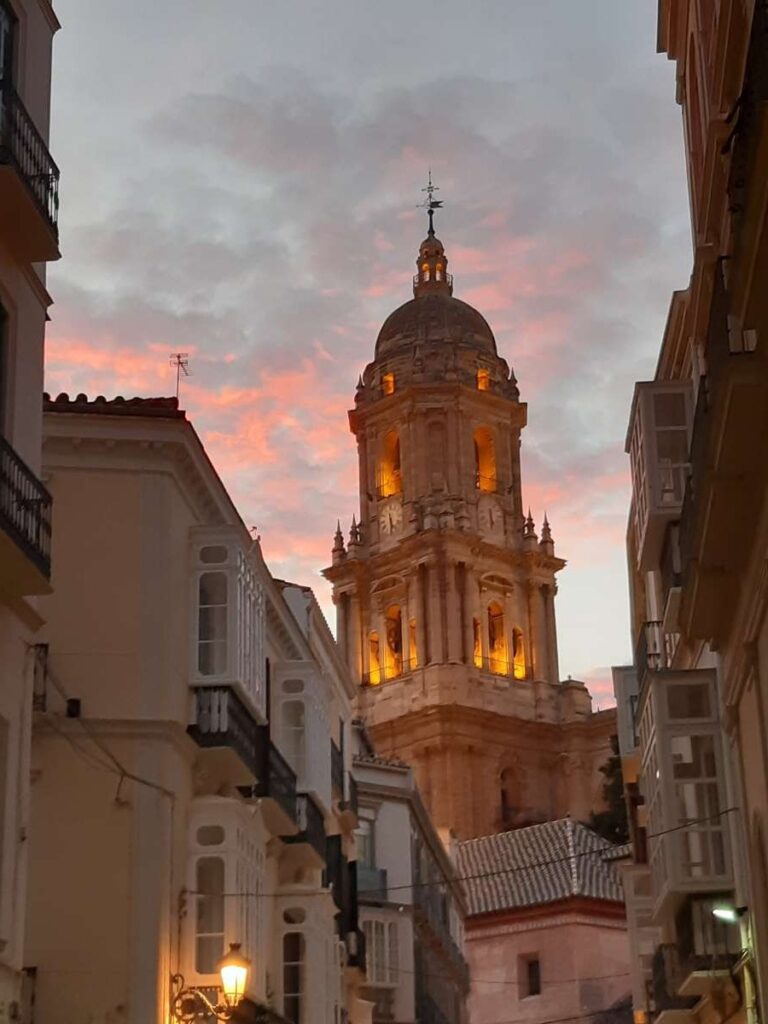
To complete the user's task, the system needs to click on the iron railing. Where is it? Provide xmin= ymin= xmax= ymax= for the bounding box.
xmin=375 ymin=473 xmax=402 ymax=499
xmin=650 ymin=944 xmax=697 ymax=1017
xmin=357 ymin=864 xmax=388 ymax=902
xmin=475 ymin=473 xmax=497 ymax=492
xmin=474 ymin=654 xmax=517 ymax=678
xmin=249 ymin=733 xmax=298 ymax=825
xmin=0 ymin=82 xmax=59 ymax=233
xmin=362 ymin=658 xmax=417 ymax=686
xmin=331 ymin=739 xmax=344 ymax=796
xmin=188 ymin=686 xmax=261 ymax=776
xmin=0 ymin=434 xmax=52 ymax=578
xmin=284 ymin=792 xmax=326 ymax=861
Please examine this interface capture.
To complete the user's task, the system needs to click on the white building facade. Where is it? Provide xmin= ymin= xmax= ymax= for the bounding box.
xmin=22 ymin=394 xmax=370 ymax=1024
xmin=0 ymin=0 xmax=59 ymax=1014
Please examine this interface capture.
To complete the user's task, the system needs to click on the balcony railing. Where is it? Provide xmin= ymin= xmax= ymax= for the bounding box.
xmin=251 ymin=732 xmax=297 ymax=824
xmin=375 ymin=473 xmax=402 ymax=500
xmin=414 ymin=885 xmax=470 ymax=988
xmin=475 ymin=473 xmax=497 ymax=492
xmin=474 ymin=654 xmax=518 ymax=679
xmin=357 ymin=864 xmax=388 ymax=902
xmin=362 ymin=658 xmax=417 ymax=686
xmin=0 ymin=434 xmax=52 ymax=579
xmin=331 ymin=739 xmax=344 ymax=797
xmin=0 ymin=82 xmax=59 ymax=233
xmin=284 ymin=792 xmax=326 ymax=861
xmin=650 ymin=945 xmax=697 ymax=1018
xmin=188 ymin=686 xmax=261 ymax=777
xmin=416 ymin=993 xmax=451 ymax=1024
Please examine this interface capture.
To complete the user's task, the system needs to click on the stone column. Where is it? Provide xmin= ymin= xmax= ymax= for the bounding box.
xmin=349 ymin=594 xmax=362 ymax=682
xmin=463 ymin=565 xmax=476 ymax=665
xmin=526 ymin=581 xmax=540 ymax=680
xmin=427 ymin=559 xmax=443 ymax=664
xmin=416 ymin=562 xmax=428 ymax=666
xmin=543 ymin=584 xmax=560 ymax=684
xmin=335 ymin=592 xmax=348 ymax=664
xmin=504 ymin=587 xmax=516 ymax=677
xmin=445 ymin=559 xmax=462 ymax=662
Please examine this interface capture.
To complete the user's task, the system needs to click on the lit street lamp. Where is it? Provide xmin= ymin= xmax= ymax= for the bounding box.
xmin=171 ymin=943 xmax=252 ymax=1022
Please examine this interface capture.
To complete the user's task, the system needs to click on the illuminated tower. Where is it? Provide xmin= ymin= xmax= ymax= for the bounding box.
xmin=325 ymin=198 xmax=613 ymax=841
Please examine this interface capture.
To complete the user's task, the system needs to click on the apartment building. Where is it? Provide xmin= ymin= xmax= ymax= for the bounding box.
xmin=615 ymin=2 xmax=768 ymax=1022
xmin=0 ymin=0 xmax=59 ymax=1015
xmin=22 ymin=393 xmax=369 ymax=1024
xmin=352 ymin=744 xmax=469 ymax=1024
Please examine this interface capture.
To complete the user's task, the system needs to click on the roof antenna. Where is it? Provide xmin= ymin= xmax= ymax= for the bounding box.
xmin=419 ymin=169 xmax=444 ymax=235
xmin=169 ymin=353 xmax=190 ymax=399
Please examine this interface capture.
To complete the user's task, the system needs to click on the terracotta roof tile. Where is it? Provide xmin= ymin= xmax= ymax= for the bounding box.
xmin=44 ymin=392 xmax=185 ymax=419
xmin=457 ymin=818 xmax=624 ymax=916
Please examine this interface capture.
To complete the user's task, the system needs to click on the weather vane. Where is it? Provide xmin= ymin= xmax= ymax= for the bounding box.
xmin=169 ymin=352 xmax=190 ymax=399
xmin=419 ymin=169 xmax=444 ymax=233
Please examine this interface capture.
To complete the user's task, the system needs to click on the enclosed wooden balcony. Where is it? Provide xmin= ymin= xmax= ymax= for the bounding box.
xmin=0 ymin=83 xmax=60 ymax=262
xmin=0 ymin=434 xmax=52 ymax=597
xmin=188 ymin=685 xmax=261 ymax=787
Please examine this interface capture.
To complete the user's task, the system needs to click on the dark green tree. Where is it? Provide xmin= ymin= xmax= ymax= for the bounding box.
xmin=588 ymin=734 xmax=629 ymax=845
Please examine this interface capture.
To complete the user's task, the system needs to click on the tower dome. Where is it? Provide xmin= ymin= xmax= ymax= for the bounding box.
xmin=374 ymin=215 xmax=498 ymax=359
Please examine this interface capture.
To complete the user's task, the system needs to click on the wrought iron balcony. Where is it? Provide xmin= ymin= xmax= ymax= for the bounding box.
xmin=650 ymin=944 xmax=697 ymax=1019
xmin=331 ymin=739 xmax=344 ymax=797
xmin=357 ymin=864 xmax=388 ymax=902
xmin=246 ymin=732 xmax=298 ymax=832
xmin=284 ymin=792 xmax=326 ymax=862
xmin=188 ymin=686 xmax=261 ymax=785
xmin=0 ymin=82 xmax=60 ymax=261
xmin=0 ymin=434 xmax=52 ymax=591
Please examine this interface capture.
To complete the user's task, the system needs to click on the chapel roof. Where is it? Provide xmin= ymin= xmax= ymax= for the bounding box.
xmin=375 ymin=293 xmax=498 ymax=359
xmin=457 ymin=818 xmax=625 ymax=916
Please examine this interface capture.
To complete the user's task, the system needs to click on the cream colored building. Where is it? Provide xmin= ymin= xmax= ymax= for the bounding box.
xmin=324 ymin=215 xmax=616 ymax=843
xmin=23 ymin=394 xmax=370 ymax=1024
xmin=352 ymin=738 xmax=469 ymax=1024
xmin=615 ymin=3 xmax=768 ymax=1022
xmin=0 ymin=0 xmax=59 ymax=1015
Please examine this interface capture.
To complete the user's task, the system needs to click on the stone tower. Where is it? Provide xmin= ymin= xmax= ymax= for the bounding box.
xmin=325 ymin=214 xmax=615 ymax=841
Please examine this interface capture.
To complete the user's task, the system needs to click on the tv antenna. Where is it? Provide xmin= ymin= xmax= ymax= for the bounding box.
xmin=169 ymin=353 xmax=190 ymax=399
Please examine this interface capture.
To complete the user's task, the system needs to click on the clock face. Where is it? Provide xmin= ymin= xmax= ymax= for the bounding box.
xmin=379 ymin=500 xmax=403 ymax=536
xmin=478 ymin=498 xmax=503 ymax=536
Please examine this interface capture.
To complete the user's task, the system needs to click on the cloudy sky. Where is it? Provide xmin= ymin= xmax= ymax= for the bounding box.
xmin=45 ymin=0 xmax=692 ymax=703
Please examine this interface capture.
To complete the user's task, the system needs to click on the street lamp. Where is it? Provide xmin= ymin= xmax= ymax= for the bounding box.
xmin=171 ymin=944 xmax=251 ymax=1022
xmin=712 ymin=904 xmax=747 ymax=924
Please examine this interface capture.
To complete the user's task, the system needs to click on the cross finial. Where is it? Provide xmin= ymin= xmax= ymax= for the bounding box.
xmin=420 ymin=169 xmax=444 ymax=235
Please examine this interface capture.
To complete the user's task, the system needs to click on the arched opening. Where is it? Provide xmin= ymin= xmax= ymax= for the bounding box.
xmin=476 ymin=368 xmax=490 ymax=391
xmin=435 ymin=262 xmax=443 ymax=281
xmin=383 ymin=604 xmax=403 ymax=679
xmin=512 ymin=628 xmax=526 ymax=680
xmin=474 ymin=427 xmax=497 ymax=492
xmin=472 ymin=617 xmax=482 ymax=668
xmin=409 ymin=617 xmax=418 ymax=668
xmin=488 ymin=600 xmax=508 ymax=675
xmin=378 ymin=430 xmax=402 ymax=498
xmin=427 ymin=420 xmax=446 ymax=491
xmin=382 ymin=372 xmax=395 ymax=396
xmin=421 ymin=262 xmax=430 ymax=282
xmin=368 ymin=631 xmax=381 ymax=685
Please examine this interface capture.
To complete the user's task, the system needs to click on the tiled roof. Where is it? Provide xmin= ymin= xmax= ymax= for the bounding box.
xmin=354 ymin=752 xmax=410 ymax=769
xmin=44 ymin=393 xmax=185 ymax=419
xmin=457 ymin=818 xmax=624 ymax=916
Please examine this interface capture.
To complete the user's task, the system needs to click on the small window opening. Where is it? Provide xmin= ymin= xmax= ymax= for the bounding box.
xmin=472 ymin=617 xmax=482 ymax=668
xmin=368 ymin=631 xmax=381 ymax=685
xmin=382 ymin=372 xmax=395 ymax=396
xmin=520 ymin=955 xmax=541 ymax=997
xmin=378 ymin=430 xmax=402 ymax=497
xmin=476 ymin=369 xmax=491 ymax=391
xmin=488 ymin=601 xmax=508 ymax=676
xmin=384 ymin=605 xmax=403 ymax=679
xmin=473 ymin=427 xmax=497 ymax=492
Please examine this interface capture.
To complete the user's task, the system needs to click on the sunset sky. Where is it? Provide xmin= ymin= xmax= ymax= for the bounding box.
xmin=45 ymin=1 xmax=692 ymax=703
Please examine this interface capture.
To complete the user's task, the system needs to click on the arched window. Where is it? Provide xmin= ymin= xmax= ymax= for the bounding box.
xmin=377 ymin=430 xmax=402 ymax=498
xmin=476 ymin=369 xmax=490 ymax=391
xmin=488 ymin=601 xmax=508 ymax=675
xmin=409 ymin=617 xmax=418 ymax=668
xmin=474 ymin=427 xmax=497 ymax=492
xmin=472 ymin=617 xmax=482 ymax=668
xmin=435 ymin=262 xmax=443 ymax=281
xmin=368 ymin=631 xmax=381 ymax=685
xmin=382 ymin=372 xmax=395 ymax=396
xmin=512 ymin=628 xmax=526 ymax=680
xmin=384 ymin=604 xmax=403 ymax=679
xmin=421 ymin=262 xmax=430 ymax=281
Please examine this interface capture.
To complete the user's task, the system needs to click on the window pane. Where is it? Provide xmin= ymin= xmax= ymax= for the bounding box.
xmin=201 ymin=545 xmax=228 ymax=564
xmin=197 ymin=825 xmax=225 ymax=846
xmin=196 ymin=935 xmax=224 ymax=975
xmin=198 ymin=641 xmax=227 ymax=676
xmin=667 ymin=684 xmax=710 ymax=720
xmin=200 ymin=572 xmax=228 ymax=606
xmin=654 ymin=392 xmax=686 ymax=427
xmin=656 ymin=429 xmax=689 ymax=463
xmin=199 ymin=606 xmax=227 ymax=642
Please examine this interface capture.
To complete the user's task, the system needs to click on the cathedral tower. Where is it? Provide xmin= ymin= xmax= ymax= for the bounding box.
xmin=325 ymin=210 xmax=614 ymax=840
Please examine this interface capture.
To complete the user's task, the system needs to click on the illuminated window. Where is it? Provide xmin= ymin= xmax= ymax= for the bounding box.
xmin=377 ymin=430 xmax=402 ymax=497
xmin=476 ymin=369 xmax=490 ymax=391
xmin=283 ymin=930 xmax=305 ymax=1024
xmin=474 ymin=427 xmax=497 ymax=492
xmin=513 ymin=628 xmax=526 ymax=680
xmin=382 ymin=372 xmax=395 ymax=396
xmin=384 ymin=605 xmax=403 ymax=679
xmin=472 ymin=618 xmax=482 ymax=668
xmin=369 ymin=632 xmax=381 ymax=685
xmin=409 ymin=618 xmax=418 ymax=667
xmin=421 ymin=262 xmax=430 ymax=281
xmin=195 ymin=856 xmax=225 ymax=973
xmin=435 ymin=262 xmax=443 ymax=281
xmin=488 ymin=601 xmax=508 ymax=675
xmin=198 ymin=572 xmax=228 ymax=675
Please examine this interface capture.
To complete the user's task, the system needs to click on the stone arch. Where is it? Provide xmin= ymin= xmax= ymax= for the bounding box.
xmin=378 ymin=429 xmax=402 ymax=497
xmin=474 ymin=426 xmax=497 ymax=492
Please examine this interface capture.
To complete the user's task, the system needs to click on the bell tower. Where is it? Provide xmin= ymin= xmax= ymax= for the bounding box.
xmin=325 ymin=198 xmax=613 ymax=841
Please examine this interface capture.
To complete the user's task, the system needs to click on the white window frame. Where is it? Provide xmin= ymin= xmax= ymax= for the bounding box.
xmin=362 ymin=916 xmax=399 ymax=986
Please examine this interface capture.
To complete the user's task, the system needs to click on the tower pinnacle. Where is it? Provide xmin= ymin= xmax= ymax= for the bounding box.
xmin=414 ymin=173 xmax=452 ymax=298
